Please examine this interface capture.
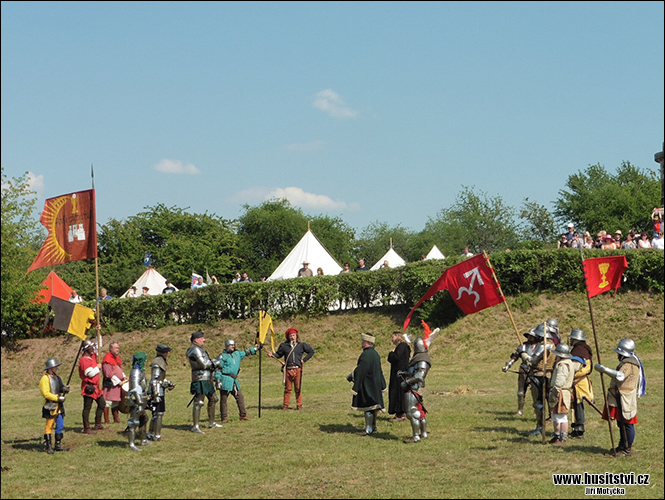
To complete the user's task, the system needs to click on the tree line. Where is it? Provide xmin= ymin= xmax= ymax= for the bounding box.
xmin=1 ymin=161 xmax=660 ymax=338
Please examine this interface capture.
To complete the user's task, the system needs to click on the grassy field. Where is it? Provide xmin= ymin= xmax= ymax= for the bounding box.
xmin=1 ymin=291 xmax=663 ymax=499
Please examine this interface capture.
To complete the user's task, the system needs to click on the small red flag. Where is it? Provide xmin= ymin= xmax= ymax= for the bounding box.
xmin=27 ymin=189 xmax=97 ymax=273
xmin=404 ymin=253 xmax=505 ymax=330
xmin=583 ymin=255 xmax=628 ymax=298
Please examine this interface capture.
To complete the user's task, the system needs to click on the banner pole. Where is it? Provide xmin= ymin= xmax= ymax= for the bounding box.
xmin=541 ymin=321 xmax=548 ymax=444
xmin=578 ymin=245 xmax=616 ymax=454
xmin=484 ymin=251 xmax=522 ymax=345
xmin=91 ymin=165 xmax=102 ymax=350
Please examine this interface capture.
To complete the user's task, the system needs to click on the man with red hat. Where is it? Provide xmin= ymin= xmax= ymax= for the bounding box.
xmin=268 ymin=327 xmax=315 ymax=410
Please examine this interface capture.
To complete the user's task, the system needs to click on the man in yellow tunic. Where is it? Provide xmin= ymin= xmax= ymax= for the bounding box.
xmin=568 ymin=329 xmax=594 ymax=438
xmin=39 ymin=358 xmax=70 ymax=454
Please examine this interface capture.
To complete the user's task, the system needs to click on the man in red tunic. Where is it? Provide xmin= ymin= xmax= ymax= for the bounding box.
xmin=79 ymin=339 xmax=106 ymax=433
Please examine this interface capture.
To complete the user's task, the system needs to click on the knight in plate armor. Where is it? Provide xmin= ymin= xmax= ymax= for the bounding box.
xmin=126 ymin=352 xmax=151 ymax=451
xmin=520 ymin=323 xmax=556 ymax=436
xmin=186 ymin=331 xmax=222 ymax=433
xmin=147 ymin=343 xmax=174 ymax=441
xmin=502 ymin=329 xmax=540 ymax=416
xmin=400 ymin=321 xmax=438 ymax=443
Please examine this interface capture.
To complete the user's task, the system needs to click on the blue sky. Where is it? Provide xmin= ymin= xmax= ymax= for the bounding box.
xmin=2 ymin=1 xmax=663 ymax=235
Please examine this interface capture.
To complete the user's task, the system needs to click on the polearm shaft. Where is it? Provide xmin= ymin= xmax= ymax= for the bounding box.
xmin=258 ymin=340 xmax=262 ymax=418
xmin=541 ymin=321 xmax=547 ymax=444
xmin=484 ymin=251 xmax=523 ymax=345
xmin=92 ymin=164 xmax=102 ymax=351
xmin=578 ymin=245 xmax=616 ymax=453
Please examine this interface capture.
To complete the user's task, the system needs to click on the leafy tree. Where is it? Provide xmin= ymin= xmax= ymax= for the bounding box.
xmin=424 ymin=186 xmax=520 ymax=256
xmin=517 ymin=198 xmax=558 ymax=249
xmin=354 ymin=221 xmax=415 ymax=267
xmin=97 ymin=204 xmax=239 ymax=292
xmin=1 ymin=169 xmax=45 ymax=339
xmin=554 ymin=162 xmax=660 ymax=235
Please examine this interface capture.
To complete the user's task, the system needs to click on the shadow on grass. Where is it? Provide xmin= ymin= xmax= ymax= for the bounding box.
xmin=318 ymin=423 xmax=399 ymax=441
xmin=96 ymin=439 xmax=130 ymax=449
xmin=4 ymin=437 xmax=43 ymax=452
xmin=484 ymin=409 xmax=530 ymax=422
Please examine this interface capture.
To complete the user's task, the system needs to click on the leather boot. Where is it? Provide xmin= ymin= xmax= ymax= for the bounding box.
xmin=103 ymin=407 xmax=110 ymax=424
xmin=112 ymin=408 xmax=121 ymax=423
xmin=94 ymin=417 xmax=105 ymax=430
xmin=54 ymin=433 xmax=69 ymax=452
xmin=44 ymin=434 xmax=54 ymax=454
xmin=83 ymin=421 xmax=95 ymax=434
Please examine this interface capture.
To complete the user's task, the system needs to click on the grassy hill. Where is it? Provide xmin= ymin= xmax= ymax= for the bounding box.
xmin=1 ymin=291 xmax=663 ymax=499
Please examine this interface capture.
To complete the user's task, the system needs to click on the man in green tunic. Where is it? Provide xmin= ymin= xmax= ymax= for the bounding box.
xmin=347 ymin=333 xmax=386 ymax=436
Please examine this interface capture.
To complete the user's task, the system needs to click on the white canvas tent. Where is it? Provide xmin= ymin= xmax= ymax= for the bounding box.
xmin=424 ymin=245 xmax=445 ymax=260
xmin=268 ymin=229 xmax=343 ymax=281
xmin=370 ymin=246 xmax=406 ymax=270
xmin=121 ymin=267 xmax=178 ymax=297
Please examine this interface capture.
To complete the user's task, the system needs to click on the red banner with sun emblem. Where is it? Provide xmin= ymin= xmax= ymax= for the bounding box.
xmin=27 ymin=189 xmax=97 ymax=273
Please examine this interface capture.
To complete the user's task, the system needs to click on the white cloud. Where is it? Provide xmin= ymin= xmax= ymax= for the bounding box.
xmin=313 ymin=89 xmax=358 ymax=119
xmin=284 ymin=140 xmax=326 ymax=151
xmin=152 ymin=159 xmax=200 ymax=175
xmin=228 ymin=186 xmax=360 ymax=212
xmin=26 ymin=172 xmax=45 ymax=195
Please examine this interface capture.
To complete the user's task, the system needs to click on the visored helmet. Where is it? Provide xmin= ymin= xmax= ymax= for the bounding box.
xmin=545 ymin=318 xmax=559 ymax=335
xmin=44 ymin=358 xmax=61 ymax=370
xmin=225 ymin=339 xmax=235 ymax=348
xmin=614 ymin=338 xmax=636 ymax=357
xmin=568 ymin=329 xmax=586 ymax=343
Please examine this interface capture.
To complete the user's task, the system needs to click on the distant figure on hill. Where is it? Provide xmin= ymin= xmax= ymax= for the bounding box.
xmin=355 ymin=259 xmax=369 ymax=272
xmin=298 ymin=261 xmax=313 ymax=277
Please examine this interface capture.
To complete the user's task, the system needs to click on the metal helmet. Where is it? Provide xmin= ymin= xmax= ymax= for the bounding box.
xmin=44 ymin=358 xmax=61 ymax=370
xmin=81 ymin=339 xmax=96 ymax=352
xmin=532 ymin=323 xmax=551 ymax=340
xmin=551 ymin=343 xmax=572 ymax=359
xmin=413 ymin=336 xmax=427 ymax=354
xmin=225 ymin=339 xmax=235 ymax=348
xmin=614 ymin=338 xmax=636 ymax=357
xmin=545 ymin=318 xmax=559 ymax=335
xmin=568 ymin=328 xmax=586 ymax=343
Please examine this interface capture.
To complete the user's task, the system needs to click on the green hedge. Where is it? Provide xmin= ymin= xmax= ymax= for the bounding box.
xmin=51 ymin=249 xmax=665 ymax=334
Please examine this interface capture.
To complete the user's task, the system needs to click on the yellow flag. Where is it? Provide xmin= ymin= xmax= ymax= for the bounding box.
xmin=258 ymin=311 xmax=275 ymax=350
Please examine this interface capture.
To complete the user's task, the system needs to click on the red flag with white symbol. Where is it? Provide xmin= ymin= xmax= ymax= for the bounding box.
xmin=403 ymin=253 xmax=505 ymax=330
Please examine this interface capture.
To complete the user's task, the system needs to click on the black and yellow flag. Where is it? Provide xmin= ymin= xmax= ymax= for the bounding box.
xmin=49 ymin=296 xmax=95 ymax=340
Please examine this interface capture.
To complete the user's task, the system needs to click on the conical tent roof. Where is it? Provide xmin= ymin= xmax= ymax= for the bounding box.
xmin=121 ymin=267 xmax=178 ymax=297
xmin=34 ymin=270 xmax=73 ymax=304
xmin=425 ymin=245 xmax=445 ymax=260
xmin=370 ymin=247 xmax=406 ymax=270
xmin=268 ymin=229 xmax=342 ymax=281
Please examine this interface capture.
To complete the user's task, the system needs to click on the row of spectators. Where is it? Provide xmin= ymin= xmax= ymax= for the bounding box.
xmin=558 ymin=222 xmax=663 ymax=250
